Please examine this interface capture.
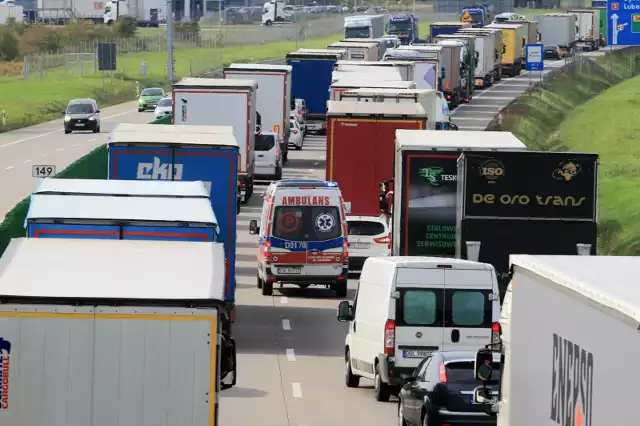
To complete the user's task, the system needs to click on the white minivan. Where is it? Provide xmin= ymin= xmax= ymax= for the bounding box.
xmin=254 ymin=131 xmax=283 ymax=180
xmin=337 ymin=256 xmax=501 ymax=402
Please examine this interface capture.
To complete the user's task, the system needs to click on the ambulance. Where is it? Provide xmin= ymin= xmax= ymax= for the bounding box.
xmin=248 ymin=180 xmax=349 ymax=298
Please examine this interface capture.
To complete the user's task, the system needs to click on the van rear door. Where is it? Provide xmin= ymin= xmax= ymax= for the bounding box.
xmin=392 ymin=267 xmax=445 ymax=370
xmin=441 ymin=268 xmax=494 ymax=351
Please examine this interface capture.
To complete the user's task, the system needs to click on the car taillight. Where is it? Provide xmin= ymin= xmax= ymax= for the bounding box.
xmin=342 ymin=240 xmax=349 ymax=265
xmin=553 ymin=50 xmax=558 ymax=54
xmin=439 ymin=362 xmax=448 ymax=383
xmin=384 ymin=319 xmax=395 ymax=355
xmin=445 ymin=95 xmax=451 ymax=100
xmin=292 ymin=129 xmax=298 ymax=134
xmin=374 ymin=233 xmax=391 ymax=245
xmin=264 ymin=240 xmax=272 ymax=264
xmin=491 ymin=321 xmax=501 ymax=345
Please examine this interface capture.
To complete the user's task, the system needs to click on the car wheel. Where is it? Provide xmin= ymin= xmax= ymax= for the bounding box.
xmin=257 ymin=273 xmax=263 ymax=289
xmin=345 ymin=350 xmax=360 ymax=388
xmin=398 ymin=398 xmax=408 ymax=426
xmin=295 ymin=143 xmax=302 ymax=151
xmin=138 ymin=108 xmax=144 ymax=112
xmin=374 ymin=364 xmax=391 ymax=402
xmin=262 ymin=279 xmax=273 ymax=296
xmin=93 ymin=125 xmax=99 ymax=133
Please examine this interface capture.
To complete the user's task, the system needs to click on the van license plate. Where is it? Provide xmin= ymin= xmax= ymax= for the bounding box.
xmin=403 ymin=350 xmax=432 ymax=358
xmin=349 ymin=242 xmax=370 ymax=249
xmin=278 ymin=268 xmax=301 ymax=274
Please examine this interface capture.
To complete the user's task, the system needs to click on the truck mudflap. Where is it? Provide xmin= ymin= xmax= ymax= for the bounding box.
xmin=475 ymin=72 xmax=495 ymax=89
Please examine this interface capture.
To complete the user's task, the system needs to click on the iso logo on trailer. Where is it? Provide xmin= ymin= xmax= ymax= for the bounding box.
xmin=0 ymin=337 xmax=11 ymax=410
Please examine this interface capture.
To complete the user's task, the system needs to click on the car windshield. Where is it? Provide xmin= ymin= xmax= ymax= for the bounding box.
xmin=255 ymin=134 xmax=276 ymax=151
xmin=347 ymin=220 xmax=385 ymax=236
xmin=272 ymin=205 xmax=342 ymax=242
xmin=387 ymin=22 xmax=412 ymax=33
xmin=141 ymin=88 xmax=163 ymax=96
xmin=66 ymin=103 xmax=94 ymax=114
xmin=445 ymin=361 xmax=501 ymax=385
xmin=158 ymin=98 xmax=172 ymax=107
xmin=345 ymin=27 xmax=370 ymax=38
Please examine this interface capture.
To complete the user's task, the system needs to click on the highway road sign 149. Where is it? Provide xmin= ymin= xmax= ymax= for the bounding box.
xmin=525 ymin=44 xmax=544 ymax=71
xmin=32 ymin=165 xmax=56 ymax=178
xmin=609 ymin=0 xmax=640 ymax=45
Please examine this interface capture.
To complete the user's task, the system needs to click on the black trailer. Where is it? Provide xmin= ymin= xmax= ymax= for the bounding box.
xmin=455 ymin=151 xmax=599 ymax=296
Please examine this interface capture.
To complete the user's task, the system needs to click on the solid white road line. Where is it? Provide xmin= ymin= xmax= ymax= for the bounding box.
xmin=280 ymin=296 xmax=289 ymax=304
xmin=292 ymin=382 xmax=303 ymax=398
xmin=282 ymin=319 xmax=291 ymax=331
xmin=286 ymin=348 xmax=296 ymax=361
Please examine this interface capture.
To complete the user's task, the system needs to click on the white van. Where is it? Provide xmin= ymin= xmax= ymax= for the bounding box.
xmin=249 ymin=180 xmax=349 ymax=297
xmin=337 ymin=256 xmax=500 ymax=402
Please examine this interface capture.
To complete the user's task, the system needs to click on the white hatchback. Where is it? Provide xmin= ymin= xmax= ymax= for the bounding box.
xmin=346 ymin=215 xmax=391 ymax=273
xmin=154 ymin=97 xmax=172 ymax=119
xmin=254 ymin=131 xmax=283 ymax=180
xmin=289 ymin=119 xmax=303 ymax=150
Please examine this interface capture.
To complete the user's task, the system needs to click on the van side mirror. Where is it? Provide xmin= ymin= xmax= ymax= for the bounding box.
xmin=474 ymin=348 xmax=494 ymax=381
xmin=249 ymin=220 xmax=259 ymax=235
xmin=336 ymin=300 xmax=353 ymax=322
xmin=379 ymin=196 xmax=389 ymax=213
xmin=220 ymin=336 xmax=237 ymax=390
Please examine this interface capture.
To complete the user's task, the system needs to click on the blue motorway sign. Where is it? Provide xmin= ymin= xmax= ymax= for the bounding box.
xmin=525 ymin=44 xmax=544 ymax=71
xmin=608 ymin=0 xmax=640 ymax=45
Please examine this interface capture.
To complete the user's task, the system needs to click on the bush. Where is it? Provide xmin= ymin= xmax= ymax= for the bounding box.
xmin=175 ymin=21 xmax=200 ymax=37
xmin=0 ymin=25 xmax=20 ymax=61
xmin=113 ymin=16 xmax=137 ymax=38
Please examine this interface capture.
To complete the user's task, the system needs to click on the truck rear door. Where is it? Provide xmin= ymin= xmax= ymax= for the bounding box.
xmin=441 ymin=268 xmax=493 ymax=351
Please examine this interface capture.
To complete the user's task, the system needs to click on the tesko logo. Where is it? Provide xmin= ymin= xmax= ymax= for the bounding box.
xmin=180 ymin=98 xmax=188 ymax=123
xmin=550 ymin=333 xmax=593 ymax=426
xmin=137 ymin=157 xmax=184 ymax=180
xmin=552 ymin=161 xmax=582 ymax=182
xmin=418 ymin=167 xmax=456 ymax=187
xmin=0 ymin=337 xmax=11 ymax=410
xmin=478 ymin=159 xmax=505 ymax=183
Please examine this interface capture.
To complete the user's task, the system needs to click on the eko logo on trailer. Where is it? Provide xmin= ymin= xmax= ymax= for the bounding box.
xmin=136 ymin=157 xmax=212 ymax=195
xmin=0 ymin=337 xmax=11 ymax=410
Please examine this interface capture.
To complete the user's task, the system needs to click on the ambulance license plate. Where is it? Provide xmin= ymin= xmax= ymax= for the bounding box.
xmin=278 ymin=267 xmax=301 ymax=274
xmin=403 ymin=350 xmax=432 ymax=358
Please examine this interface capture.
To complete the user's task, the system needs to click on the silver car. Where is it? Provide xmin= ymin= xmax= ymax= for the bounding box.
xmin=64 ymin=98 xmax=100 ymax=134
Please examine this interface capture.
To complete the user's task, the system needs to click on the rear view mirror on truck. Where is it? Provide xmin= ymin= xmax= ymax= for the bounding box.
xmin=249 ymin=220 xmax=259 ymax=235
xmin=474 ymin=348 xmax=494 ymax=381
xmin=336 ymin=300 xmax=353 ymax=322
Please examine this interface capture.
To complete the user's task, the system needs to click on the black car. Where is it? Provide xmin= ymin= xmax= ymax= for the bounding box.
xmin=398 ymin=351 xmax=499 ymax=426
xmin=544 ymin=44 xmax=564 ymax=60
xmin=63 ymin=98 xmax=100 ymax=134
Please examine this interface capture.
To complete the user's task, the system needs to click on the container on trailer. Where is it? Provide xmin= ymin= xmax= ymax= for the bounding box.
xmin=399 ymin=44 xmax=453 ymax=92
xmin=458 ymin=27 xmax=504 ymax=78
xmin=172 ymin=78 xmax=256 ymax=201
xmin=326 ymin=101 xmax=426 ymax=216
xmin=486 ymin=254 xmax=640 ymax=426
xmin=224 ymin=63 xmax=292 ymax=149
xmin=429 ymin=21 xmax=472 ymax=39
xmin=0 ymin=237 xmax=233 ymax=426
xmin=111 ymin=122 xmax=234 ymax=136
xmin=330 ymin=78 xmax=416 ymax=101
xmin=534 ymin=13 xmax=577 ymax=49
xmin=455 ymin=150 xmax=598 ymax=294
xmin=500 ymin=19 xmax=539 ymax=44
xmin=388 ymin=130 xmax=527 ymax=258
xmin=339 ymin=38 xmax=391 ymax=59
xmin=486 ymin=22 xmax=526 ymax=75
xmin=332 ymin=69 xmax=403 ymax=84
xmin=340 ymin=88 xmax=440 ymax=130
xmin=286 ymin=50 xmax=343 ymax=132
xmin=327 ymin=41 xmax=379 ymax=61
xmin=107 ymin=128 xmax=240 ymax=305
xmin=568 ymin=8 xmax=601 ymax=49
xmin=33 ymin=178 xmax=210 ymax=199
xmin=335 ymin=59 xmax=414 ymax=80
xmin=457 ymin=29 xmax=496 ymax=86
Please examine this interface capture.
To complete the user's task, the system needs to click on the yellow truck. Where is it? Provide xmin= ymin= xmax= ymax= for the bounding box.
xmin=0 ymin=238 xmax=237 ymax=426
xmin=487 ymin=23 xmax=527 ymax=76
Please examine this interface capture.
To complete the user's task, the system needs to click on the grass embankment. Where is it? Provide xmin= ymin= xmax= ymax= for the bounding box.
xmin=0 ymin=32 xmax=341 ymax=131
xmin=497 ymin=49 xmax=640 ymax=254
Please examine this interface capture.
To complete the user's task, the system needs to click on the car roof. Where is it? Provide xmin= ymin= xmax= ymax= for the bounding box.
xmin=68 ymin=98 xmax=96 ymax=105
xmin=346 ymin=215 xmax=388 ymax=223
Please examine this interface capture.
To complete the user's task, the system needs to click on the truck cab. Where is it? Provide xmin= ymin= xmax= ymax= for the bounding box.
xmin=386 ymin=13 xmax=419 ymax=45
xmin=262 ymin=0 xmax=288 ymax=26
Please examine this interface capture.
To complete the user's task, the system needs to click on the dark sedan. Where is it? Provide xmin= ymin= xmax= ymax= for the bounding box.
xmin=544 ymin=44 xmax=565 ymax=60
xmin=398 ymin=351 xmax=499 ymax=426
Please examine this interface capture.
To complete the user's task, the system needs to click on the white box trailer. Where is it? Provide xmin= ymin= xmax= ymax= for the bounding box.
xmin=0 ymin=4 xmax=23 ymax=23
xmin=340 ymin=88 xmax=442 ymax=130
xmin=335 ymin=59 xmax=414 ymax=80
xmin=458 ymin=28 xmax=504 ymax=80
xmin=112 ymin=122 xmax=234 ymax=136
xmin=460 ymin=30 xmax=497 ymax=87
xmin=0 ymin=237 xmax=234 ymax=426
xmin=334 ymin=64 xmax=407 ymax=80
xmin=224 ymin=63 xmax=292 ymax=153
xmin=327 ymin=41 xmax=379 ymax=61
xmin=330 ymin=78 xmax=417 ymax=101
xmin=476 ymin=254 xmax=640 ymax=426
xmin=172 ymin=78 xmax=257 ymax=200
xmin=568 ymin=9 xmax=601 ymax=50
xmin=331 ymin=69 xmax=404 ymax=84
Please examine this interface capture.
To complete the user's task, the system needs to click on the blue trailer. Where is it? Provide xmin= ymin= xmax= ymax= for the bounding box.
xmin=107 ymin=127 xmax=240 ymax=307
xmin=286 ymin=50 xmax=342 ymax=134
xmin=430 ymin=22 xmax=471 ymax=39
xmin=386 ymin=13 xmax=419 ymax=44
xmin=26 ymin=194 xmax=218 ymax=241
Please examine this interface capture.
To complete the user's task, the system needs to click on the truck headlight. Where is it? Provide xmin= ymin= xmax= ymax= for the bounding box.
xmin=64 ymin=115 xmax=71 ymax=121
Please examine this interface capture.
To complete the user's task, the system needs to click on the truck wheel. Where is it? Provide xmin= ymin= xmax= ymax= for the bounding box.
xmin=345 ymin=350 xmax=360 ymax=388
xmin=262 ymin=280 xmax=273 ymax=296
xmin=257 ymin=273 xmax=263 ymax=289
xmin=264 ymin=19 xmax=272 ymax=26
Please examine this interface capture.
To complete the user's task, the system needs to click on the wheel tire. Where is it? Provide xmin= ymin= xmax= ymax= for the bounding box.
xmin=237 ymin=198 xmax=241 ymax=214
xmin=345 ymin=351 xmax=360 ymax=388
xmin=398 ymin=398 xmax=408 ymax=426
xmin=93 ymin=125 xmax=99 ymax=133
xmin=374 ymin=364 xmax=391 ymax=402
xmin=262 ymin=279 xmax=273 ymax=296
xmin=96 ymin=126 xmax=100 ymax=133
xmin=335 ymin=283 xmax=347 ymax=299
xmin=64 ymin=129 xmax=71 ymax=134
xmin=257 ymin=273 xmax=263 ymax=289
xmin=138 ymin=108 xmax=144 ymax=112
xmin=275 ymin=166 xmax=282 ymax=180
xmin=295 ymin=144 xmax=302 ymax=151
